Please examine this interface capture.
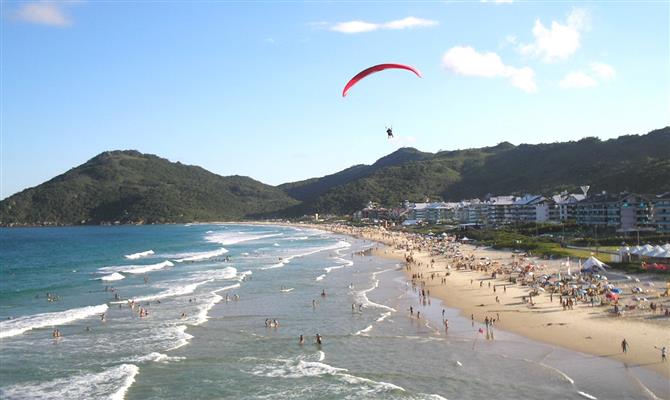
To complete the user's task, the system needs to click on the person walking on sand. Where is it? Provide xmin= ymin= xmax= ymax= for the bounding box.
xmin=621 ymin=339 xmax=629 ymax=354
xmin=655 ymin=346 xmax=667 ymax=362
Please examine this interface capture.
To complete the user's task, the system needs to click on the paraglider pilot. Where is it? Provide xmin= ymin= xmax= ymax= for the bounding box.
xmin=386 ymin=127 xmax=394 ymax=139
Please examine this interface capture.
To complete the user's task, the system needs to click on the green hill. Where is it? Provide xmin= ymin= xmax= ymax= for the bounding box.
xmin=278 ymin=147 xmax=431 ymax=202
xmin=3 ymin=128 xmax=669 ymax=225
xmin=277 ymin=127 xmax=670 ymax=215
xmin=0 ymin=150 xmax=298 ymax=226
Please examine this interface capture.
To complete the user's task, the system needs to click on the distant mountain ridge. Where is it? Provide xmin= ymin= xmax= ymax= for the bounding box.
xmin=275 ymin=127 xmax=670 ymax=215
xmin=0 ymin=150 xmax=298 ymax=226
xmin=278 ymin=147 xmax=431 ymax=201
xmin=1 ymin=128 xmax=668 ymax=225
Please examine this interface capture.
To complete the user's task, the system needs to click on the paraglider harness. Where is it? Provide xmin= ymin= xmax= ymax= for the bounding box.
xmin=386 ymin=127 xmax=394 ymax=139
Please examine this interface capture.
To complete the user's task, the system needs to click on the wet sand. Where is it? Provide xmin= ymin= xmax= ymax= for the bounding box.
xmin=308 ymin=223 xmax=670 ymax=380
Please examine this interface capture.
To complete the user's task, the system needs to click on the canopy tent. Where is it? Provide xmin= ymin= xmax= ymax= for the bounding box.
xmin=581 ymin=256 xmax=609 ymax=273
xmin=623 ymin=244 xmax=670 ymax=259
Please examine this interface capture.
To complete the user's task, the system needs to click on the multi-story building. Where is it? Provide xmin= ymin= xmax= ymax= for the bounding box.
xmin=407 ymin=202 xmax=456 ymax=223
xmin=575 ymin=192 xmax=654 ymax=231
xmin=619 ymin=194 xmax=654 ymax=231
xmin=575 ymin=192 xmax=623 ymax=227
xmin=486 ymin=196 xmax=516 ymax=225
xmin=513 ymin=195 xmax=547 ymax=223
xmin=653 ymin=193 xmax=670 ymax=233
xmin=552 ymin=192 xmax=586 ymax=221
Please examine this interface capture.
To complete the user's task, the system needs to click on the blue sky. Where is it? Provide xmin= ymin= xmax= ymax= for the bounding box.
xmin=1 ymin=1 xmax=668 ymax=198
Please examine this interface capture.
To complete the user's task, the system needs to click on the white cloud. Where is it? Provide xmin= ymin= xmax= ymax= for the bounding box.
xmin=15 ymin=1 xmax=72 ymax=27
xmin=559 ymin=71 xmax=598 ymax=88
xmin=519 ymin=8 xmax=589 ymax=62
xmin=590 ymin=62 xmax=616 ymax=80
xmin=383 ymin=16 xmax=438 ymax=30
xmin=331 ymin=20 xmax=379 ymax=34
xmin=326 ymin=16 xmax=438 ymax=34
xmin=559 ymin=62 xmax=615 ymax=89
xmin=442 ymin=46 xmax=537 ymax=93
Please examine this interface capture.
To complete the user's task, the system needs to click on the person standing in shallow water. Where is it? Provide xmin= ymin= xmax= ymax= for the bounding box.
xmin=299 ymin=334 xmax=304 ymax=345
xmin=621 ymin=339 xmax=629 ymax=353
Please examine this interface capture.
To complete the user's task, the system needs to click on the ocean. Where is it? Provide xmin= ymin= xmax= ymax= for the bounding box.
xmin=0 ymin=224 xmax=667 ymax=399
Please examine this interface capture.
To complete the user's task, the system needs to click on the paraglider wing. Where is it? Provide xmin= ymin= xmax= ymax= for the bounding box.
xmin=342 ymin=63 xmax=422 ymax=97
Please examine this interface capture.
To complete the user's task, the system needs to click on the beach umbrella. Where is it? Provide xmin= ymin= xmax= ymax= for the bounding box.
xmin=606 ymin=292 xmax=619 ymax=300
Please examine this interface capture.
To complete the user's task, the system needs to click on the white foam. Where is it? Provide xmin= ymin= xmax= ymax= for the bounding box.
xmin=165 ymin=325 xmax=193 ymax=351
xmin=532 ymin=360 xmax=575 ymax=385
xmin=260 ymin=241 xmax=352 ymax=270
xmin=205 ymin=232 xmax=283 ymax=246
xmin=100 ymin=272 xmax=125 ymax=281
xmin=124 ymin=250 xmax=154 ymax=260
xmin=192 ymin=293 xmax=224 ymax=326
xmin=125 ymin=352 xmax=185 ymax=364
xmin=191 ymin=266 xmax=238 ymax=281
xmin=173 ymin=247 xmax=228 ymax=263
xmin=0 ymin=304 xmax=109 ymax=339
xmin=99 ymin=260 xmax=173 ymax=274
xmin=315 ymin=274 xmax=326 ymax=281
xmin=317 ymin=350 xmax=325 ymax=362
xmin=280 ymin=288 xmax=294 ymax=292
xmin=250 ymin=355 xmax=404 ymax=394
xmin=376 ymin=312 xmax=392 ymax=322
xmin=132 ymin=281 xmax=209 ymax=303
xmin=578 ymin=391 xmax=597 ymax=400
xmin=353 ymin=269 xmax=397 ymax=313
xmin=212 ymin=283 xmax=241 ymax=294
xmin=354 ymin=325 xmax=373 ymax=336
xmin=0 ymin=364 xmax=139 ymax=400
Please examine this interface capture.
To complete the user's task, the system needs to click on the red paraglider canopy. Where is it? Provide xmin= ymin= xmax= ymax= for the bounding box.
xmin=342 ymin=63 xmax=422 ymax=97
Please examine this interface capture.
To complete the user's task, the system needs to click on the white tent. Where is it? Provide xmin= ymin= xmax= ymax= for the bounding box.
xmin=581 ymin=256 xmax=609 ymax=272
xmin=662 ymin=243 xmax=670 ymax=251
xmin=639 ymin=245 xmax=659 ymax=257
xmin=652 ymin=249 xmax=670 ymax=259
xmin=630 ymin=246 xmax=643 ymax=255
xmin=640 ymin=244 xmax=655 ymax=255
xmin=648 ymin=246 xmax=666 ymax=258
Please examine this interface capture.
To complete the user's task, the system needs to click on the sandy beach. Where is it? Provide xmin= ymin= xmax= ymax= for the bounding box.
xmin=297 ymin=223 xmax=670 ymax=380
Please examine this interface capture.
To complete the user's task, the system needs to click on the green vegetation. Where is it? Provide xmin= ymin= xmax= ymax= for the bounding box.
xmin=279 ymin=127 xmax=670 ymax=215
xmin=2 ymin=127 xmax=669 ymax=226
xmin=0 ymin=150 xmax=298 ymax=226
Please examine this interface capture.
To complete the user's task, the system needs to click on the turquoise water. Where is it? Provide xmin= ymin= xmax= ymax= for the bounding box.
xmin=0 ymin=224 xmax=668 ymax=399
